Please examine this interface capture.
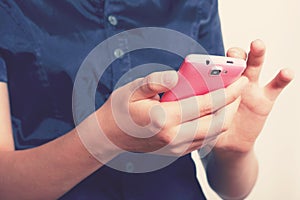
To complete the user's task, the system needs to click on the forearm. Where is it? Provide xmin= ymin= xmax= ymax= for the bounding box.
xmin=0 ymin=83 xmax=14 ymax=151
xmin=204 ymin=148 xmax=258 ymax=200
xmin=0 ymin=120 xmax=114 ymax=200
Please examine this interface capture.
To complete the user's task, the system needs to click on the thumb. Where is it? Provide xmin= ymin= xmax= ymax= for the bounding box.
xmin=131 ymin=70 xmax=178 ymax=101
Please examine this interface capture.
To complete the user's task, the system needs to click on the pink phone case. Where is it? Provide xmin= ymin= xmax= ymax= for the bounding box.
xmin=160 ymin=54 xmax=246 ymax=102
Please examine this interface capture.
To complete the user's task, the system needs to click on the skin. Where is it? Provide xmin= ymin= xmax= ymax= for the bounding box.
xmin=0 ymin=89 xmax=103 ymax=200
xmin=204 ymin=39 xmax=294 ymax=199
xmin=97 ymin=70 xmax=248 ymax=156
xmin=0 ymin=83 xmax=14 ymax=151
xmin=0 ymin=64 xmax=246 ymax=199
xmin=0 ymin=39 xmax=293 ymax=199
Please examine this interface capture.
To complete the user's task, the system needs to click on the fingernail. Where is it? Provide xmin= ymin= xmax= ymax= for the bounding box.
xmin=281 ymin=68 xmax=295 ymax=82
xmin=229 ymin=50 xmax=243 ymax=58
xmin=163 ymin=71 xmax=178 ymax=87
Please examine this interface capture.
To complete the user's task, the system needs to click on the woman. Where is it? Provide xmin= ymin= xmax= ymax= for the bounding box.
xmin=0 ymin=1 xmax=293 ymax=199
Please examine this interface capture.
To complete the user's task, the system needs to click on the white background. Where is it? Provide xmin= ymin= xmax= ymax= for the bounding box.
xmin=193 ymin=0 xmax=300 ymax=199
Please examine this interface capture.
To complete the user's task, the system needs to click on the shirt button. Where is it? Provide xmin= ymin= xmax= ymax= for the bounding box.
xmin=108 ymin=15 xmax=118 ymax=26
xmin=126 ymin=162 xmax=134 ymax=173
xmin=114 ymin=48 xmax=124 ymax=58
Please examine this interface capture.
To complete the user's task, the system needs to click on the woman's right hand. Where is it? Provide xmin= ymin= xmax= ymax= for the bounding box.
xmin=95 ymin=70 xmax=249 ymax=158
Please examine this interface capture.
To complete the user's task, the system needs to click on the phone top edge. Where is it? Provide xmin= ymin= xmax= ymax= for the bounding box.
xmin=185 ymin=54 xmax=246 ymax=67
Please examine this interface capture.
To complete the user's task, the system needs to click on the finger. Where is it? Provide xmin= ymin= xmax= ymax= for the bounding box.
xmin=181 ymin=98 xmax=241 ymax=156
xmin=163 ymin=76 xmax=248 ymax=124
xmin=264 ymin=68 xmax=294 ymax=101
xmin=169 ymin=114 xmax=217 ymax=151
xmin=173 ymin=99 xmax=239 ymax=144
xmin=131 ymin=70 xmax=178 ymax=101
xmin=243 ymin=39 xmax=266 ymax=82
xmin=154 ymin=98 xmax=241 ymax=157
xmin=226 ymin=47 xmax=247 ymax=60
xmin=178 ymin=98 xmax=241 ymax=155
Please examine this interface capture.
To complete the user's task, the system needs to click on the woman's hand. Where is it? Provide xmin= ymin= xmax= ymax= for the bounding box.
xmin=215 ymin=39 xmax=294 ymax=153
xmin=97 ymin=70 xmax=248 ymax=157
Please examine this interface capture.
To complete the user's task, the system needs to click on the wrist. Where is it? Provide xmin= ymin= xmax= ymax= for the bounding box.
xmin=215 ymin=130 xmax=257 ymax=154
xmin=207 ymin=144 xmax=258 ymax=200
xmin=212 ymin=143 xmax=256 ymax=166
xmin=76 ymin=111 xmax=121 ymax=164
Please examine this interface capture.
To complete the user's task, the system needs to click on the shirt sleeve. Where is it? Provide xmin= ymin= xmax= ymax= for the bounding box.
xmin=197 ymin=0 xmax=225 ymax=56
xmin=0 ymin=57 xmax=8 ymax=83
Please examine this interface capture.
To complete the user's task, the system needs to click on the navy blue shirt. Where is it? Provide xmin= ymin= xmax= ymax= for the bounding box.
xmin=0 ymin=57 xmax=7 ymax=82
xmin=0 ymin=0 xmax=224 ymax=199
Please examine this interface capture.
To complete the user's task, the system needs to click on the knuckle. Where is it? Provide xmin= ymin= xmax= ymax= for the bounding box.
xmin=199 ymin=95 xmax=212 ymax=115
xmin=169 ymin=147 xmax=183 ymax=156
xmin=172 ymin=108 xmax=182 ymax=123
xmin=143 ymin=75 xmax=157 ymax=92
xmin=151 ymin=116 xmax=165 ymax=130
xmin=211 ymin=111 xmax=229 ymax=133
xmin=158 ymin=133 xmax=173 ymax=145
xmin=221 ymin=120 xmax=230 ymax=132
xmin=201 ymin=102 xmax=212 ymax=115
xmin=227 ymin=90 xmax=239 ymax=103
xmin=149 ymin=105 xmax=167 ymax=130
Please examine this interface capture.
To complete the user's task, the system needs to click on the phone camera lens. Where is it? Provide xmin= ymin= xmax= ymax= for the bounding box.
xmin=210 ymin=69 xmax=222 ymax=76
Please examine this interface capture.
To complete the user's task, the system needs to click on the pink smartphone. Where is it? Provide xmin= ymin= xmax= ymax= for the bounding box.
xmin=160 ymin=54 xmax=246 ymax=102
